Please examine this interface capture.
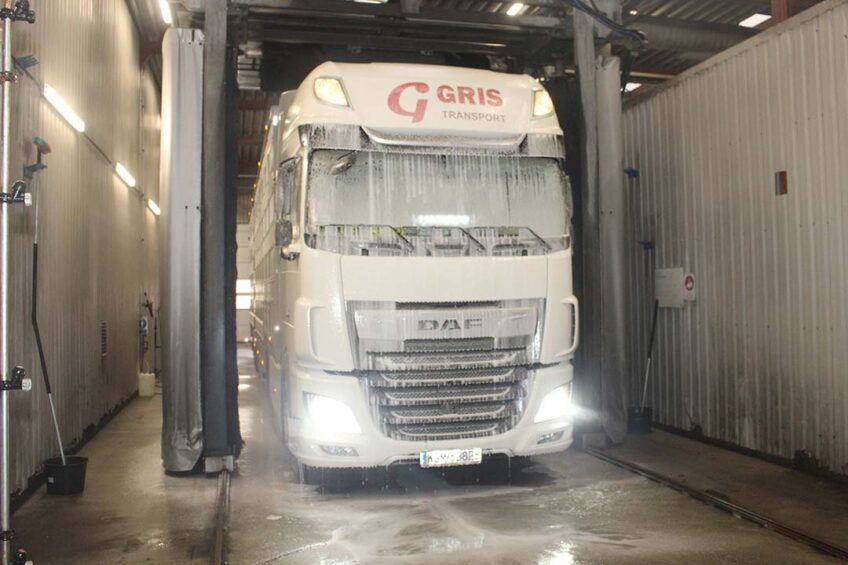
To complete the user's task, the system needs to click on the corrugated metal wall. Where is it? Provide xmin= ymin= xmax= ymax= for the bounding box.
xmin=6 ymin=1 xmax=159 ymax=491
xmin=623 ymin=0 xmax=848 ymax=475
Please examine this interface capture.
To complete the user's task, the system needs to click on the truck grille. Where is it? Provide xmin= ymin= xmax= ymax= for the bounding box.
xmin=348 ymin=300 xmax=543 ymax=442
xmin=367 ymin=349 xmax=530 ymax=372
xmin=366 ymin=368 xmax=528 ymax=441
xmin=391 ymin=420 xmax=513 ymax=441
xmin=368 ymin=367 xmax=527 ymax=441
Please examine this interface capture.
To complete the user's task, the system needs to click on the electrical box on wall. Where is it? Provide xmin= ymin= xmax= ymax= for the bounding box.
xmin=775 ymin=170 xmax=788 ymax=196
xmin=655 ymin=268 xmax=696 ymax=308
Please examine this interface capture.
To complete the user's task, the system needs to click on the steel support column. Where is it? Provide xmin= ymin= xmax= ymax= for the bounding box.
xmin=0 ymin=12 xmax=11 ymax=565
xmin=202 ymin=0 xmax=235 ymax=467
xmin=772 ymin=0 xmax=791 ymax=23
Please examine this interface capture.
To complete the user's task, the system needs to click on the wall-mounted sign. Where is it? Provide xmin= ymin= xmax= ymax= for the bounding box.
xmin=683 ymin=273 xmax=696 ymax=302
xmin=656 ymin=268 xmax=696 ymax=308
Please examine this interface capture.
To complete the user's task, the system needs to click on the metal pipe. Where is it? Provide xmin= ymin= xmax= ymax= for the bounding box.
xmin=0 ymin=5 xmax=11 ymax=562
xmin=632 ymin=16 xmax=756 ymax=53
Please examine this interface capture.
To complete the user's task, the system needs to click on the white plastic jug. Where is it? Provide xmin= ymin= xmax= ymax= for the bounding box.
xmin=138 ymin=372 xmax=156 ymax=397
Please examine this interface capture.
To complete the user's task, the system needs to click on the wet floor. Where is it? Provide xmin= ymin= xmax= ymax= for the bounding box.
xmin=8 ymin=349 xmax=841 ymax=563
xmin=229 ymin=350 xmax=838 ymax=565
xmin=13 ymin=391 xmax=219 ymax=564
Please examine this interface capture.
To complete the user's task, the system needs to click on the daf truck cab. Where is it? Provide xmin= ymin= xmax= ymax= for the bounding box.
xmin=250 ymin=62 xmax=578 ymax=474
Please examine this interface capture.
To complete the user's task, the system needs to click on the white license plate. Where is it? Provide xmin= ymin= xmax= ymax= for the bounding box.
xmin=419 ymin=448 xmax=482 ymax=468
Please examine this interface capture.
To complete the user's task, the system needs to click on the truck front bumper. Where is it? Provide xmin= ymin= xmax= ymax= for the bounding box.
xmin=285 ymin=363 xmax=574 ymax=469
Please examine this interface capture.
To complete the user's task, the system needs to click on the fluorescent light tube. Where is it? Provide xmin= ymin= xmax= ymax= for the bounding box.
xmin=739 ymin=13 xmax=771 ymax=28
xmin=158 ymin=0 xmax=173 ymax=25
xmin=115 ymin=163 xmax=137 ymax=188
xmin=44 ymin=84 xmax=85 ymax=133
xmin=506 ymin=3 xmax=525 ymax=16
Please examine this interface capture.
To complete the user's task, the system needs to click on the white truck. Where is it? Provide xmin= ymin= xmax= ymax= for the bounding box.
xmin=250 ymin=62 xmax=578 ymax=476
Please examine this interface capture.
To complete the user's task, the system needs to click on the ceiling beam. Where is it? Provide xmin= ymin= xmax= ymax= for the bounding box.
xmin=236 ymin=0 xmax=570 ymax=31
xmin=253 ymin=28 xmax=525 ymax=56
xmin=231 ymin=0 xmax=567 ymax=11
xmin=697 ymin=0 xmax=820 ymax=10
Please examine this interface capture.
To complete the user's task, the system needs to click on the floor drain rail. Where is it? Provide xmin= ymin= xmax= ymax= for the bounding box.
xmin=584 ymin=447 xmax=848 ymax=561
xmin=210 ymin=469 xmax=231 ymax=565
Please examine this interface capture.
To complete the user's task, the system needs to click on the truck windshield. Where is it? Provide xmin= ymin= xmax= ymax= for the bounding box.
xmin=305 ymin=150 xmax=572 ymax=257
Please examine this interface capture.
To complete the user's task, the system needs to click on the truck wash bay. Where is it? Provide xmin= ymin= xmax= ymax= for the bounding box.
xmin=3 ymin=1 xmax=847 ymax=562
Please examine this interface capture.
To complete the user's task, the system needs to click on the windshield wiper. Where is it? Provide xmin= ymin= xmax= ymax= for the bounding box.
xmin=467 ymin=227 xmax=551 ymax=257
xmin=398 ymin=226 xmax=486 ymax=257
xmin=330 ymin=151 xmax=357 ymax=175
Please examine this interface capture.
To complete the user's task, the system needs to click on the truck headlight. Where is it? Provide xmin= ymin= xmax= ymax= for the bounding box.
xmin=534 ymin=384 xmax=572 ymax=423
xmin=304 ymin=393 xmax=361 ymax=434
xmin=314 ymin=77 xmax=350 ymax=107
xmin=532 ymin=88 xmax=554 ymax=118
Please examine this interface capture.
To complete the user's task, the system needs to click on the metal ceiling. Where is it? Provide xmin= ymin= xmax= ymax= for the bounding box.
xmin=141 ymin=0 xmax=825 ymax=213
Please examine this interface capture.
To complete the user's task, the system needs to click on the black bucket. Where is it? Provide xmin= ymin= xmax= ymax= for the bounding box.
xmin=627 ymin=407 xmax=653 ymax=435
xmin=44 ymin=456 xmax=88 ymax=495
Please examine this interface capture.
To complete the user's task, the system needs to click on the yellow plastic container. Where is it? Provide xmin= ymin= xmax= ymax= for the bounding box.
xmin=138 ymin=372 xmax=156 ymax=397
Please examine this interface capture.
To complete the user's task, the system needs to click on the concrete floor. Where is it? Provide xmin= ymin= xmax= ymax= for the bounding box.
xmin=13 ymin=394 xmax=219 ymax=563
xmin=11 ymin=349 xmax=845 ymax=563
xmin=597 ymin=428 xmax=848 ymax=551
xmin=227 ymin=351 xmax=841 ymax=564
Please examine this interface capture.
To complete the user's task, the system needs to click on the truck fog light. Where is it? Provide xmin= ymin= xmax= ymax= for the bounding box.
xmin=537 ymin=431 xmax=564 ymax=445
xmin=534 ymin=385 xmax=572 ymax=423
xmin=320 ymin=445 xmax=359 ymax=456
xmin=304 ymin=393 xmax=361 ymax=434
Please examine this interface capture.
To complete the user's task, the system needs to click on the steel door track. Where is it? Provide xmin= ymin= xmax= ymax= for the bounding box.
xmin=585 ymin=447 xmax=848 ymax=561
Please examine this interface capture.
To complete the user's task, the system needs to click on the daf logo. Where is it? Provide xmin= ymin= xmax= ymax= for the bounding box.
xmin=417 ymin=318 xmax=483 ymax=331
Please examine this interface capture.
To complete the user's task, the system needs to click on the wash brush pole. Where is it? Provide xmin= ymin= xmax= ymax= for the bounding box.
xmin=28 ymin=137 xmax=65 ymax=465
xmin=639 ymin=299 xmax=660 ymax=412
xmin=627 ymin=299 xmax=659 ymax=435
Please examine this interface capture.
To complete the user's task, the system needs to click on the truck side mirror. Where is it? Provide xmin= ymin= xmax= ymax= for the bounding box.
xmin=276 ymin=219 xmax=293 ymax=247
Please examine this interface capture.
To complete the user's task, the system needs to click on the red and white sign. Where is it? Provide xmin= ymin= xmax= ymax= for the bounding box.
xmin=656 ymin=268 xmax=696 ymax=307
xmin=683 ymin=273 xmax=696 ymax=301
xmin=290 ymin=62 xmax=563 ymax=141
xmin=387 ymin=82 xmax=504 ymax=123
